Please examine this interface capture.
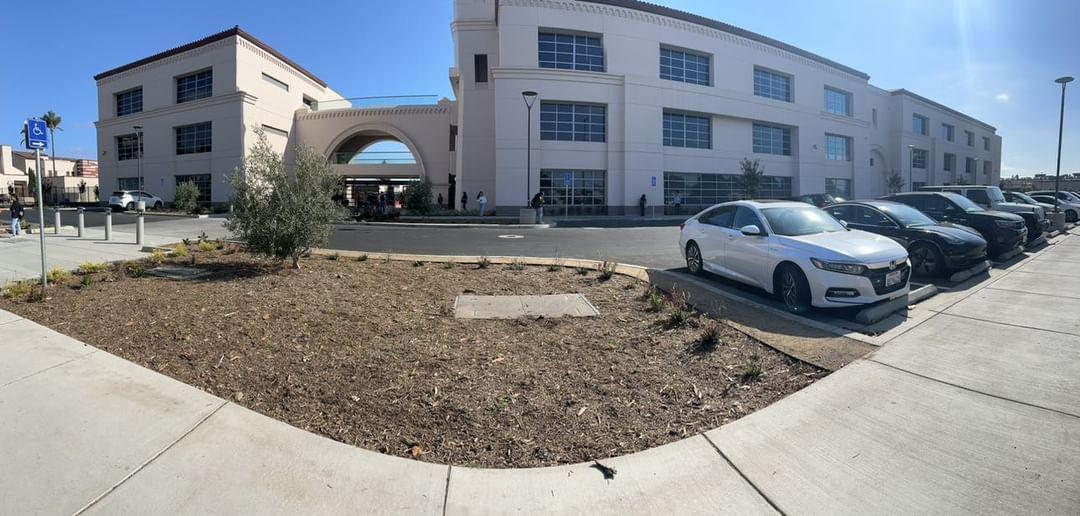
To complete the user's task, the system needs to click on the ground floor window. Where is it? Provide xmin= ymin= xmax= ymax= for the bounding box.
xmin=664 ymin=172 xmax=792 ymax=214
xmin=825 ymin=178 xmax=852 ymax=199
xmin=175 ymin=174 xmax=212 ymax=203
xmin=117 ymin=177 xmax=143 ymax=191
xmin=539 ymin=169 xmax=606 ymax=215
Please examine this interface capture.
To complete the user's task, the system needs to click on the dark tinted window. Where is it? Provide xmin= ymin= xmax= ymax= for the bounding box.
xmin=965 ymin=189 xmax=991 ymax=206
xmin=176 ymin=69 xmax=212 ymax=104
xmin=732 ymin=206 xmax=763 ymax=230
xmin=474 ymin=54 xmax=488 ymax=83
xmin=701 ymin=206 xmax=735 ymax=227
xmin=825 ymin=205 xmax=854 ymax=221
xmin=847 ymin=206 xmax=893 ymax=226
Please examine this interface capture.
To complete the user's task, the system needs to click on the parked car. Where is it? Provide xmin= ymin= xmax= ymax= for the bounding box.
xmin=825 ymin=200 xmax=987 ymax=276
xmin=1007 ymin=191 xmax=1079 ymax=223
xmin=788 ymin=193 xmax=843 ymax=208
xmin=882 ymin=192 xmax=1026 ymax=257
xmin=679 ymin=200 xmax=910 ymax=313
xmin=1003 ymin=190 xmax=1056 ymax=212
xmin=918 ymin=185 xmax=1048 ymax=243
xmin=108 ymin=190 xmax=163 ymax=211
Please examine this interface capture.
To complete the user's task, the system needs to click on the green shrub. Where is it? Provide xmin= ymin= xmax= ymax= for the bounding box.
xmin=2 ymin=281 xmax=33 ymax=300
xmin=477 ymin=256 xmax=491 ymax=269
xmin=403 ymin=177 xmax=434 ymax=215
xmin=170 ymin=242 xmax=188 ymax=257
xmin=694 ymin=320 xmax=723 ymax=354
xmin=507 ymin=260 xmax=525 ymax=271
xmin=327 ymin=252 xmax=341 ymax=261
xmin=546 ymin=262 xmax=561 ymax=272
xmin=173 ymin=180 xmax=201 ymax=213
xmin=598 ymin=261 xmax=617 ymax=281
xmin=412 ymin=260 xmax=425 ymax=267
xmin=663 ymin=307 xmax=688 ymax=328
xmin=576 ymin=267 xmax=590 ymax=276
xmin=740 ymin=354 xmax=763 ymax=382
xmin=80 ymin=275 xmax=93 ymax=289
xmin=442 ymin=261 xmax=455 ymax=269
xmin=77 ymin=262 xmax=109 ymax=274
xmin=197 ymin=240 xmax=216 ymax=253
xmin=647 ymin=289 xmax=666 ymax=313
xmin=148 ymin=249 xmax=166 ymax=265
xmin=122 ymin=261 xmax=145 ymax=278
xmin=46 ymin=267 xmax=73 ymax=284
xmin=356 ymin=254 xmax=369 ymax=262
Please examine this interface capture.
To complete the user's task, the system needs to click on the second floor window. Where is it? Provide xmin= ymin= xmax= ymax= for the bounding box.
xmin=944 ymin=153 xmax=956 ymax=172
xmin=540 ymin=102 xmax=605 ymax=142
xmin=983 ymin=136 xmax=991 ymax=151
xmin=983 ymin=160 xmax=993 ymax=175
xmin=965 ymin=130 xmax=975 ymax=146
xmin=176 ymin=122 xmax=212 ymax=154
xmin=176 ymin=69 xmax=212 ymax=104
xmin=538 ymin=32 xmax=604 ymax=72
xmin=941 ymin=123 xmax=954 ymax=142
xmin=824 ymin=87 xmax=851 ymax=116
xmin=752 ymin=122 xmax=791 ymax=156
xmin=116 ymin=134 xmax=142 ymax=161
xmin=754 ymin=68 xmax=791 ymax=102
xmin=966 ymin=157 xmax=976 ymax=174
xmin=912 ymin=148 xmax=928 ymax=169
xmin=913 ymin=114 xmax=928 ymax=135
xmin=116 ymin=88 xmax=142 ymax=117
xmin=663 ymin=112 xmax=711 ymax=149
xmin=660 ymin=47 xmax=709 ymax=86
xmin=825 ymin=134 xmax=851 ymax=161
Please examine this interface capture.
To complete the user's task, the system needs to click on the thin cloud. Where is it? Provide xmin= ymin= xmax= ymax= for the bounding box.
xmin=995 ymin=92 xmax=1010 ymax=102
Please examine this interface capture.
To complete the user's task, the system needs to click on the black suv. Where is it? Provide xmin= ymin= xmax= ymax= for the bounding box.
xmin=882 ymin=192 xmax=1027 ymax=257
xmin=919 ymin=185 xmax=1047 ymax=243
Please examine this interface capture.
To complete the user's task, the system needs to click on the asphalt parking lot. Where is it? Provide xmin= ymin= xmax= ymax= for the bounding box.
xmin=0 ymin=207 xmax=180 ymax=228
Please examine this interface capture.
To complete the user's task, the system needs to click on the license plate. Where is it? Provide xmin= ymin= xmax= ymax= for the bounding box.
xmin=885 ymin=270 xmax=903 ymax=287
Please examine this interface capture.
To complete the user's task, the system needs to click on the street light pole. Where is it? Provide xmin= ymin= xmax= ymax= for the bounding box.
xmin=133 ymin=125 xmax=144 ymax=210
xmin=521 ymin=91 xmax=538 ymax=206
xmin=1054 ymin=76 xmax=1073 ymax=213
xmin=907 ymin=144 xmax=914 ymax=191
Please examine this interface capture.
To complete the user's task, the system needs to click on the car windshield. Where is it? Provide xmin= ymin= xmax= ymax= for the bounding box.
xmin=944 ymin=193 xmax=984 ymax=213
xmin=877 ymin=203 xmax=936 ymax=227
xmin=1011 ymin=192 xmax=1038 ymax=204
xmin=986 ymin=187 xmax=1007 ymax=203
xmin=761 ymin=206 xmax=846 ymax=236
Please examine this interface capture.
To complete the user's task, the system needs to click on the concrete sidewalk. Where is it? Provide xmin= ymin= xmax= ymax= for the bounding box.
xmin=0 ymin=218 xmax=229 ymax=283
xmin=0 ymin=229 xmax=1078 ymax=514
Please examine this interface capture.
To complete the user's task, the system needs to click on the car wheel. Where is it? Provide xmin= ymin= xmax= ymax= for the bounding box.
xmin=1067 ymin=210 xmax=1078 ymax=223
xmin=909 ymin=242 xmax=944 ymax=277
xmin=126 ymin=202 xmax=134 ymax=210
xmin=154 ymin=201 xmax=163 ymax=210
xmin=685 ymin=242 xmax=704 ymax=275
xmin=776 ymin=264 xmax=811 ymax=314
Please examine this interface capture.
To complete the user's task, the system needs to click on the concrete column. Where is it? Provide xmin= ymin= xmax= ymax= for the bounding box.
xmin=53 ymin=208 xmax=61 ymax=234
xmin=104 ymin=210 xmax=112 ymax=241
xmin=136 ymin=210 xmax=144 ymax=246
xmin=77 ymin=208 xmax=85 ymax=238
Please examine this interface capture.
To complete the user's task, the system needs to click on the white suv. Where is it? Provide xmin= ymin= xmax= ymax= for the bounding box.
xmin=108 ymin=190 xmax=163 ymax=211
xmin=679 ymin=200 xmax=910 ymax=313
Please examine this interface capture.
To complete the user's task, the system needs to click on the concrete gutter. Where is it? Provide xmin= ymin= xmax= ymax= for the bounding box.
xmin=353 ymin=220 xmax=552 ymax=229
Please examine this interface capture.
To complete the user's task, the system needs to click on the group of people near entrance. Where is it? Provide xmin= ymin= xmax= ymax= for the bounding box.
xmin=455 ymin=191 xmax=545 ymax=222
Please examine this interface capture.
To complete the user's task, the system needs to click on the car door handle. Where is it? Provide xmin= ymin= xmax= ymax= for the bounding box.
xmin=727 ymin=234 xmax=736 ymax=240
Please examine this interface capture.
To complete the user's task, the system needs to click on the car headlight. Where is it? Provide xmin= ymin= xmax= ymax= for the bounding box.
xmin=995 ymin=220 xmax=1017 ymax=228
xmin=810 ymin=258 xmax=867 ymax=275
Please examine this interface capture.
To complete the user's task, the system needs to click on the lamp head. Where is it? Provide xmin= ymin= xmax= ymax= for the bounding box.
xmin=522 ymin=90 xmax=538 ymax=108
xmin=1055 ymin=76 xmax=1074 ymax=84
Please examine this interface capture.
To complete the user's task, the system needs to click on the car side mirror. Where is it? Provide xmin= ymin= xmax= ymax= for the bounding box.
xmin=838 ymin=220 xmax=849 ymax=229
xmin=740 ymin=224 xmax=763 ymax=236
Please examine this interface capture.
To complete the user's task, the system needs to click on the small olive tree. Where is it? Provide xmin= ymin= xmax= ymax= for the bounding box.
xmin=225 ymin=130 xmax=341 ymax=269
xmin=886 ymin=170 xmax=906 ymax=194
xmin=404 ymin=177 xmax=434 ymax=215
xmin=173 ymin=181 xmax=201 ymax=213
xmin=738 ymin=158 xmax=765 ymax=199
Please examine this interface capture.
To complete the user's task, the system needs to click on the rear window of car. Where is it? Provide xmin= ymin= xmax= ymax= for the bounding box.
xmin=112 ymin=191 xmax=125 ymax=196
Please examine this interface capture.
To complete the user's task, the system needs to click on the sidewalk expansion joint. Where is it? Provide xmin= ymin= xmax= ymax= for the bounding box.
xmin=866 ymin=359 xmax=1080 ymax=420
xmin=936 ymin=311 xmax=1080 ymax=339
xmin=441 ymin=465 xmax=452 ymax=516
xmin=700 ymin=433 xmax=787 ymax=516
xmin=74 ymin=399 xmax=229 ymax=515
xmin=0 ymin=350 xmax=98 ymax=389
xmin=984 ymin=285 xmax=1080 ymax=302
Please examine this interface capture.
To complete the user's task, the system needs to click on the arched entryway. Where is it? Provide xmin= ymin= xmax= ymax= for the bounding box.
xmin=326 ymin=126 xmax=427 ymax=213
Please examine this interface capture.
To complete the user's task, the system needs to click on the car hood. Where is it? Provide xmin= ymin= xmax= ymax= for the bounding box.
xmin=782 ymin=229 xmax=908 ymax=264
xmin=914 ymin=223 xmax=987 ymax=245
xmin=997 ymin=202 xmax=1038 ymax=214
xmin=974 ymin=210 xmax=1026 ymax=221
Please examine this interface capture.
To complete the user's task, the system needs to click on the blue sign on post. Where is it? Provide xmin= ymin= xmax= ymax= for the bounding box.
xmin=26 ymin=118 xmax=48 ymax=150
xmin=651 ymin=176 xmax=657 ymax=187
xmin=563 ymin=172 xmax=572 ymax=187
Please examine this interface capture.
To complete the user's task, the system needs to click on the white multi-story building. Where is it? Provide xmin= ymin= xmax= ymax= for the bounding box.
xmin=94 ymin=1 xmax=1001 ymax=216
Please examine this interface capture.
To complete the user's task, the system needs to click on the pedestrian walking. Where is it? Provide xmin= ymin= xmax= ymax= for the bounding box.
xmin=378 ymin=193 xmax=387 ymax=215
xmin=672 ymin=191 xmax=682 ymax=214
xmin=639 ymin=194 xmax=647 ymax=217
xmin=477 ymin=191 xmax=488 ymax=216
xmin=531 ymin=192 xmax=545 ymax=223
xmin=461 ymin=192 xmax=468 ymax=211
xmin=437 ymin=193 xmax=444 ymax=209
xmin=10 ymin=197 xmax=25 ymax=236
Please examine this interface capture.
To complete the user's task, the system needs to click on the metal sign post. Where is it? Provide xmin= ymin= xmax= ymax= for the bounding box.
xmin=563 ymin=172 xmax=571 ymax=218
xmin=26 ymin=119 xmax=50 ymax=288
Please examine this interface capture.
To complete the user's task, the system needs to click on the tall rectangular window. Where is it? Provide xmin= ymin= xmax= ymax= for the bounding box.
xmin=824 ymin=134 xmax=851 ymax=161
xmin=664 ymin=172 xmax=792 ymax=207
xmin=913 ymin=114 xmax=928 ymax=135
xmin=659 ymin=47 xmax=710 ymax=86
xmin=752 ymin=123 xmax=791 ymax=155
xmin=754 ymin=67 xmax=791 ymax=102
xmin=825 ymin=178 xmax=852 ymax=199
xmin=941 ymin=123 xmax=954 ymax=142
xmin=983 ymin=160 xmax=992 ymax=176
xmin=944 ymin=153 xmax=956 ymax=172
xmin=983 ymin=136 xmax=991 ymax=151
xmin=912 ymin=148 xmax=928 ymax=169
xmin=176 ymin=69 xmax=212 ymax=104
xmin=474 ymin=54 xmax=488 ymax=83
xmin=116 ymin=134 xmax=142 ymax=161
xmin=663 ymin=112 xmax=711 ymax=149
xmin=824 ymin=87 xmax=851 ymax=116
xmin=539 ymin=169 xmax=606 ymax=214
xmin=174 ymin=174 xmax=212 ymax=203
xmin=538 ymin=32 xmax=604 ymax=72
xmin=965 ymin=157 xmax=976 ymax=174
xmin=539 ymin=102 xmax=606 ymax=142
xmin=115 ymin=88 xmax=142 ymax=117
xmin=175 ymin=122 xmax=212 ymax=155
xmin=965 ymin=130 xmax=975 ymax=146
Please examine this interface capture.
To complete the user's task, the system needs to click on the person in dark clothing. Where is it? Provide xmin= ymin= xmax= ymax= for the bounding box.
xmin=639 ymin=194 xmax=647 ymax=217
xmin=461 ymin=192 xmax=468 ymax=211
xmin=437 ymin=193 xmax=444 ymax=209
xmin=530 ymin=192 xmax=545 ymax=223
xmin=9 ymin=198 xmax=25 ymax=236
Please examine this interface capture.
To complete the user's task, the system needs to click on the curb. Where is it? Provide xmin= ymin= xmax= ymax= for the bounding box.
xmin=349 ymin=221 xmax=553 ymax=229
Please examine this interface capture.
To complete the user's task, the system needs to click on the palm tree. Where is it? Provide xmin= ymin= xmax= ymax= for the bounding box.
xmin=42 ymin=111 xmax=62 ymax=178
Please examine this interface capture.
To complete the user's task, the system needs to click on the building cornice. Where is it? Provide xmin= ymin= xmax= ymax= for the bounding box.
xmin=297 ymin=104 xmax=450 ymax=121
xmin=451 ymin=20 xmax=498 ymax=32
xmin=501 ymin=0 xmax=871 ymax=81
xmin=94 ymin=91 xmax=258 ymax=128
xmin=890 ymin=89 xmax=996 ymax=132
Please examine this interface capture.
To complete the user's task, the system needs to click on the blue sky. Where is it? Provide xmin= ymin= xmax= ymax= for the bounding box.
xmin=2 ymin=0 xmax=1077 ymax=176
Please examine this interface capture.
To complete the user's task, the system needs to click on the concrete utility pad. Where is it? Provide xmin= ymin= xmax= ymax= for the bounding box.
xmin=144 ymin=265 xmax=211 ymax=280
xmin=444 ymin=435 xmax=775 ymax=515
xmin=85 ymin=403 xmax=448 ymax=515
xmin=708 ymin=360 xmax=1080 ymax=514
xmin=454 ymin=294 xmax=599 ymax=319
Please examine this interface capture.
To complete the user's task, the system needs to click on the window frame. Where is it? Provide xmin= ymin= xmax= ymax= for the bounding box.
xmin=912 ymin=113 xmax=928 ymax=136
xmin=174 ymin=122 xmax=212 ymax=155
xmin=115 ymin=87 xmax=143 ymax=117
xmin=175 ymin=68 xmax=213 ymax=104
xmin=911 ymin=148 xmax=928 ymax=169
xmin=538 ymin=30 xmax=605 ymax=72
xmin=941 ymin=123 xmax=954 ymax=142
xmin=965 ymin=130 xmax=975 ymax=147
xmin=943 ymin=152 xmax=956 ymax=172
xmin=823 ymin=86 xmax=852 ymax=117
xmin=663 ymin=111 xmax=712 ymax=149
xmin=473 ymin=54 xmax=488 ymax=83
xmin=983 ymin=136 xmax=991 ymax=151
xmin=659 ymin=45 xmax=711 ymax=86
xmin=539 ymin=101 xmax=607 ymax=143
xmin=261 ymin=72 xmax=289 ymax=92
xmin=753 ymin=66 xmax=793 ymax=102
xmin=752 ymin=122 xmax=792 ymax=156
xmin=115 ymin=133 xmax=143 ymax=161
xmin=824 ymin=133 xmax=852 ymax=161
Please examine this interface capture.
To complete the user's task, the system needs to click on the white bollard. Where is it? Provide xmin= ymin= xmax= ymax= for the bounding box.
xmin=53 ymin=208 xmax=61 ymax=234
xmin=136 ymin=210 xmax=144 ymax=246
xmin=77 ymin=208 xmax=85 ymax=238
xmin=104 ymin=209 xmax=112 ymax=241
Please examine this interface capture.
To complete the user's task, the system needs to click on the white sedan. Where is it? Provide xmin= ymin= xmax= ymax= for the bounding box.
xmin=679 ymin=200 xmax=911 ymax=313
xmin=108 ymin=190 xmax=164 ymax=211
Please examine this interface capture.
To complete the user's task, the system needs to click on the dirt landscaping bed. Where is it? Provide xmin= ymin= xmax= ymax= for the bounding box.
xmin=0 ymin=247 xmax=824 ymax=468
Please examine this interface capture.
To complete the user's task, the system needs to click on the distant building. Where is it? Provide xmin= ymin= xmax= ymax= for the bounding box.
xmin=0 ymin=144 xmax=99 ymax=203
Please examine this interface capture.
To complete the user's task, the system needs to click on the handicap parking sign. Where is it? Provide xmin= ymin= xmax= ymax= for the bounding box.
xmin=563 ymin=172 xmax=572 ymax=187
xmin=26 ymin=119 xmax=48 ymax=150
